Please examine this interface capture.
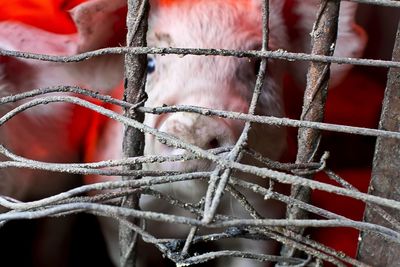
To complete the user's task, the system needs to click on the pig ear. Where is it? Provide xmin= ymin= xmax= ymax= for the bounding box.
xmin=0 ymin=0 xmax=127 ymax=96
xmin=70 ymin=0 xmax=127 ymax=51
xmin=289 ymin=1 xmax=367 ymax=88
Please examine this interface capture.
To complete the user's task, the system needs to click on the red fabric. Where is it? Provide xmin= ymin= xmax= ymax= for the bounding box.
xmin=0 ymin=0 xmax=86 ymax=34
xmin=325 ymin=70 xmax=383 ymax=129
xmin=310 ymin=169 xmax=371 ymax=259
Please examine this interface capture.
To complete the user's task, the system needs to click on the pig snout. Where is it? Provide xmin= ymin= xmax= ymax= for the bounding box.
xmin=148 ymin=112 xmax=239 ymax=171
xmin=159 ymin=113 xmax=236 ymax=150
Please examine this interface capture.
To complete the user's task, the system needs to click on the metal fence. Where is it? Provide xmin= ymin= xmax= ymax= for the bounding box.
xmin=0 ymin=0 xmax=399 ymax=266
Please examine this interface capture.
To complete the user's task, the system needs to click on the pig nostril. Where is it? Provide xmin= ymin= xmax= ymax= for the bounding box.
xmin=208 ymin=138 xmax=220 ymax=149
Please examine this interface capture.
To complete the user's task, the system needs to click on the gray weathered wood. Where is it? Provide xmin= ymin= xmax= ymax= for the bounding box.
xmin=119 ymin=1 xmax=149 ymax=266
xmin=357 ymin=21 xmax=400 ymax=267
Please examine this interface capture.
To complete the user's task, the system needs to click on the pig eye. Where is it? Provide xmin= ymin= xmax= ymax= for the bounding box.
xmin=147 ymin=56 xmax=156 ymax=74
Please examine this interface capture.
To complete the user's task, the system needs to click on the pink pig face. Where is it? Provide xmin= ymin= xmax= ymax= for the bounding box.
xmin=143 ymin=0 xmax=288 ymax=172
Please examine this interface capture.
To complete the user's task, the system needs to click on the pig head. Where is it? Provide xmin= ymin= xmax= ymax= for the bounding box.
xmin=144 ymin=0 xmax=287 ymax=167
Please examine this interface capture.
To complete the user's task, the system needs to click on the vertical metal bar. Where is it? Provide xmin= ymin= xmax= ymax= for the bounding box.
xmin=357 ymin=21 xmax=400 ymax=266
xmin=281 ymin=0 xmax=341 ymax=260
xmin=119 ymin=0 xmax=149 ymax=266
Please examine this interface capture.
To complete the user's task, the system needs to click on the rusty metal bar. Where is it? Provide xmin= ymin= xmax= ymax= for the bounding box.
xmin=119 ymin=0 xmax=149 ymax=266
xmin=281 ymin=0 xmax=341 ymax=261
xmin=357 ymin=20 xmax=400 ymax=266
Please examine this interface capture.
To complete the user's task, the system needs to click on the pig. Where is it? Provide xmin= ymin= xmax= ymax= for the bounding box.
xmin=0 ymin=0 xmax=366 ymax=266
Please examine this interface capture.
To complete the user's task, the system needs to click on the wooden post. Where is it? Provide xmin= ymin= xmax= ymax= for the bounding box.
xmin=119 ymin=1 xmax=149 ymax=266
xmin=357 ymin=21 xmax=400 ymax=266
